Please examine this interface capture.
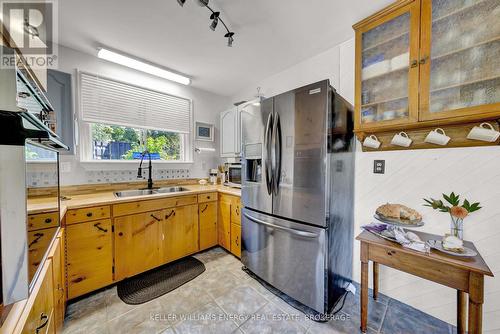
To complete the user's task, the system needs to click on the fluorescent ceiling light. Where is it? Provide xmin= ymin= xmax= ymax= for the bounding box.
xmin=97 ymin=48 xmax=191 ymax=85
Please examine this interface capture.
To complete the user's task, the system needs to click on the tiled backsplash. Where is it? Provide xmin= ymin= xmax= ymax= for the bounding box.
xmin=27 ymin=168 xmax=191 ymax=188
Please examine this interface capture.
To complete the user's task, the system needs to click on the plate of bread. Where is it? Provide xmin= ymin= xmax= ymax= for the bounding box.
xmin=374 ymin=203 xmax=424 ymax=227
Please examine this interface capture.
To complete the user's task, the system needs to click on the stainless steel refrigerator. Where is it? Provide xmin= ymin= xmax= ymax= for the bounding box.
xmin=240 ymin=79 xmax=355 ymax=314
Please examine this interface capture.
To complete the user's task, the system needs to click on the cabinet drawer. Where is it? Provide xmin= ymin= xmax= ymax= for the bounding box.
xmin=369 ymin=245 xmax=469 ymax=291
xmin=113 ymin=195 xmax=198 ymax=217
xmin=198 ymin=192 xmax=217 ymax=203
xmin=230 ymin=223 xmax=241 ymax=258
xmin=28 ymin=212 xmax=59 ymax=231
xmin=66 ymin=205 xmax=111 ymax=225
xmin=20 ymin=260 xmax=54 ymax=334
xmin=67 ymin=219 xmax=113 ymax=299
xmin=230 ymin=198 xmax=241 ymax=225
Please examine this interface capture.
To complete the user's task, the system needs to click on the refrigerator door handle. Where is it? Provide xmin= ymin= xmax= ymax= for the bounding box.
xmin=264 ymin=112 xmax=273 ymax=195
xmin=243 ymin=212 xmax=319 ymax=238
xmin=272 ymin=112 xmax=282 ymax=195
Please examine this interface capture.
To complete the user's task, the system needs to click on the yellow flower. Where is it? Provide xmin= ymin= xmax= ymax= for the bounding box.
xmin=450 ymin=206 xmax=468 ymax=219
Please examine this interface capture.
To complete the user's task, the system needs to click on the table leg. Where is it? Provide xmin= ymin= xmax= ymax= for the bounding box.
xmin=457 ymin=290 xmax=466 ymax=334
xmin=373 ymin=262 xmax=379 ymax=301
xmin=468 ymin=272 xmax=484 ymax=334
xmin=360 ymin=243 xmax=369 ymax=333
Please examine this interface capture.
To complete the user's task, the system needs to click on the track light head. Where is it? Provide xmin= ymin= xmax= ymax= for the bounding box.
xmin=177 ymin=0 xmax=186 ymax=7
xmin=210 ymin=12 xmax=220 ymax=31
xmin=197 ymin=0 xmax=209 ymax=6
xmin=224 ymin=32 xmax=234 ymax=47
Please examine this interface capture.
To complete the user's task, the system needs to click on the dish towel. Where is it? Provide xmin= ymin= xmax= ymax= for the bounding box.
xmin=393 ymin=227 xmax=428 ymax=253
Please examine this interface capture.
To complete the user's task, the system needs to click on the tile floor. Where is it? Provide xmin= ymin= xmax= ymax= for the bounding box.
xmin=63 ymin=247 xmax=455 ymax=334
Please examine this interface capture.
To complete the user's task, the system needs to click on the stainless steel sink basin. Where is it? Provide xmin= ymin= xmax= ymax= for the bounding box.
xmin=156 ymin=186 xmax=189 ymax=193
xmin=114 ymin=186 xmax=189 ymax=198
xmin=114 ymin=189 xmax=158 ymax=198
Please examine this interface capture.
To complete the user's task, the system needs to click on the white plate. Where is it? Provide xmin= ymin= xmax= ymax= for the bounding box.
xmin=427 ymin=239 xmax=477 ymax=257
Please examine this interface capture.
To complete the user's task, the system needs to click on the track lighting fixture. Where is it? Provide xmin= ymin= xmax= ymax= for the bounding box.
xmin=210 ymin=12 xmax=219 ymax=31
xmin=225 ymin=32 xmax=234 ymax=47
xmin=177 ymin=0 xmax=235 ymax=47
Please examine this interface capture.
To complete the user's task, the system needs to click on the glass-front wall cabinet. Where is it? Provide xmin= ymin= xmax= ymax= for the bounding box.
xmin=357 ymin=2 xmax=420 ymax=128
xmin=419 ymin=0 xmax=500 ymax=120
xmin=355 ymin=0 xmax=500 ymax=131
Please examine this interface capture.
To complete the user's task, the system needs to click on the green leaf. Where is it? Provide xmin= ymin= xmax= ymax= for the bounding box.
xmin=423 ymin=198 xmax=433 ymax=205
xmin=443 ymin=193 xmax=454 ymax=205
xmin=462 ymin=199 xmax=471 ymax=211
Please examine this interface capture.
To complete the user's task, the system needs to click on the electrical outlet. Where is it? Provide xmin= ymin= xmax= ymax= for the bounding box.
xmin=373 ymin=160 xmax=385 ymax=174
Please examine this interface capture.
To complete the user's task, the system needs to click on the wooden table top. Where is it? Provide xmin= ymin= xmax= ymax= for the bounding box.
xmin=356 ymin=230 xmax=494 ymax=277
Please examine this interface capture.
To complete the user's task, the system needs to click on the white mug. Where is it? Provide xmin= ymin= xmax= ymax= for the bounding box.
xmin=363 ymin=135 xmax=381 ymax=149
xmin=425 ymin=128 xmax=450 ymax=146
xmin=467 ymin=123 xmax=500 ymax=142
xmin=391 ymin=132 xmax=412 ymax=147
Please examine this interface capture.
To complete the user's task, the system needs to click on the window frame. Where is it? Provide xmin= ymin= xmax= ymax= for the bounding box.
xmin=77 ymin=71 xmax=194 ymax=164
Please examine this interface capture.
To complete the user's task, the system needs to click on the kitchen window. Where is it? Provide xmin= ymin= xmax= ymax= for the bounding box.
xmin=79 ymin=72 xmax=192 ymax=162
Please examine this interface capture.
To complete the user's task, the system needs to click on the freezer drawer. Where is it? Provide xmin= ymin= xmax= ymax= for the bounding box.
xmin=241 ymin=208 xmax=327 ymax=313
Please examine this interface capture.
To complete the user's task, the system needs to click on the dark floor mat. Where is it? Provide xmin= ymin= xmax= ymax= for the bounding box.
xmin=117 ymin=256 xmax=205 ymax=305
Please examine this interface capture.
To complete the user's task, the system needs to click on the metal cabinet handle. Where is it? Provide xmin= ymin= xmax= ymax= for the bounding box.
xmin=235 ymin=236 xmax=239 ymax=246
xmin=419 ymin=56 xmax=428 ymax=65
xmin=235 ymin=206 xmax=239 ymax=215
xmin=94 ymin=222 xmax=108 ymax=232
xmin=18 ymin=91 xmax=31 ymax=98
xmin=150 ymin=214 xmax=161 ymax=222
xmin=243 ymin=212 xmax=318 ymax=238
xmin=44 ymin=218 xmax=52 ymax=224
xmin=410 ymin=60 xmax=418 ymax=68
xmin=35 ymin=313 xmax=49 ymax=334
xmin=201 ymin=204 xmax=209 ymax=213
xmin=29 ymin=233 xmax=44 ymax=248
xmin=86 ymin=212 xmax=93 ymax=217
xmin=165 ymin=210 xmax=175 ymax=220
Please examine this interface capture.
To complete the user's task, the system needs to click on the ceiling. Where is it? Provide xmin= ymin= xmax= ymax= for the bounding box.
xmin=58 ymin=0 xmax=393 ymax=97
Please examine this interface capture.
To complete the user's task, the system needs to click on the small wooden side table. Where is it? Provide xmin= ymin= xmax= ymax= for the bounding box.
xmin=356 ymin=230 xmax=493 ymax=334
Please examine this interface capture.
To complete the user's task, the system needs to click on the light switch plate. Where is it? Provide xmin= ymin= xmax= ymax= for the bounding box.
xmin=373 ymin=160 xmax=385 ymax=174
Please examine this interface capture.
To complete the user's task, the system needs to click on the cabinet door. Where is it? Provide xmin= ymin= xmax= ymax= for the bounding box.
xmin=67 ymin=219 xmax=113 ymax=299
xmin=28 ymin=227 xmax=57 ymax=281
xmin=199 ymin=202 xmax=218 ymax=250
xmin=50 ymin=236 xmax=64 ymax=333
xmin=161 ymin=205 xmax=199 ymax=263
xmin=221 ymin=107 xmax=240 ymax=157
xmin=355 ymin=1 xmax=421 ymax=130
xmin=218 ymin=199 xmax=231 ymax=250
xmin=230 ymin=223 xmax=241 ymax=258
xmin=419 ymin=0 xmax=500 ymax=121
xmin=114 ymin=211 xmax=162 ymax=280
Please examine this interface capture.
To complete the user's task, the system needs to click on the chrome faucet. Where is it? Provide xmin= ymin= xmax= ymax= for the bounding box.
xmin=137 ymin=150 xmax=154 ymax=189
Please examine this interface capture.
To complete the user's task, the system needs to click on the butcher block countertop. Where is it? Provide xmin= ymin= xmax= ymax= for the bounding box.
xmin=27 ymin=184 xmax=241 ymax=216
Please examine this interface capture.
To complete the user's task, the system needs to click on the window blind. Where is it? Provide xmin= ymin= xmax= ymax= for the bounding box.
xmin=80 ymin=72 xmax=192 ymax=133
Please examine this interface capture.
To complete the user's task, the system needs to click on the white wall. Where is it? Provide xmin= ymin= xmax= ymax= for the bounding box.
xmin=54 ymin=45 xmax=230 ymax=186
xmin=231 ymin=37 xmax=500 ymax=330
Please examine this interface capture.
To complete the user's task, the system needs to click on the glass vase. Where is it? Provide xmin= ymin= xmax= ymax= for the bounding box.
xmin=450 ymin=215 xmax=464 ymax=240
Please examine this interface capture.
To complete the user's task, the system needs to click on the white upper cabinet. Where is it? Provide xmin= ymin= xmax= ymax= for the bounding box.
xmin=220 ymin=106 xmax=241 ymax=157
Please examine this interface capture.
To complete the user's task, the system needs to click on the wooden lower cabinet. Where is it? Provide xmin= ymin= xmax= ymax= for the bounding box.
xmin=66 ymin=219 xmax=113 ymax=299
xmin=27 ymin=227 xmax=58 ymax=281
xmin=49 ymin=232 xmax=65 ymax=333
xmin=218 ymin=199 xmax=231 ymax=250
xmin=218 ymin=193 xmax=242 ymax=257
xmin=161 ymin=205 xmax=199 ymax=263
xmin=230 ymin=223 xmax=241 ymax=258
xmin=199 ymin=202 xmax=217 ymax=250
xmin=19 ymin=260 xmax=54 ymax=334
xmin=114 ymin=211 xmax=162 ymax=280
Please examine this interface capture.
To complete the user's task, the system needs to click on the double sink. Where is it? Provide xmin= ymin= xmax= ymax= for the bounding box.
xmin=114 ymin=186 xmax=189 ymax=198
